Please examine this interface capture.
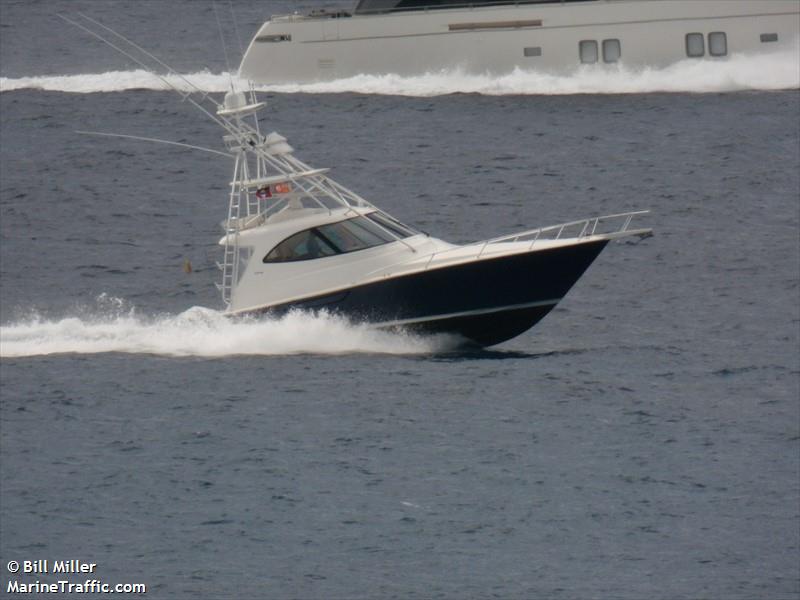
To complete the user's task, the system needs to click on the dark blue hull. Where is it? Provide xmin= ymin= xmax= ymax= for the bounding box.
xmin=244 ymin=239 xmax=609 ymax=346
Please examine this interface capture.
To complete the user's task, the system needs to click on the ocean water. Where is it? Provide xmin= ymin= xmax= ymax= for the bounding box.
xmin=1 ymin=1 xmax=799 ymax=599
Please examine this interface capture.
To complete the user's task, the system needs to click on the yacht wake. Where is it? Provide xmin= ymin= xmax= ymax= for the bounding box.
xmin=0 ymin=69 xmax=238 ymax=94
xmin=263 ymin=47 xmax=800 ymax=96
xmin=1 ymin=44 xmax=797 ymax=96
xmin=0 ymin=300 xmax=455 ymax=358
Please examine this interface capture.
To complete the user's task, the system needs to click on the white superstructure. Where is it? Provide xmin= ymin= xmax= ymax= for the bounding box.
xmin=239 ymin=0 xmax=800 ymax=83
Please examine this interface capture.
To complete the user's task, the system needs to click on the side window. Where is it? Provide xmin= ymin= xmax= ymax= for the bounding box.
xmin=579 ymin=40 xmax=598 ymax=64
xmin=602 ymin=39 xmax=621 ymax=63
xmin=263 ymin=215 xmax=405 ymax=263
xmin=262 ymin=213 xmax=415 ymax=263
xmin=686 ymin=33 xmax=705 ymax=57
xmin=708 ymin=31 xmax=727 ymax=56
xmin=342 ymin=217 xmax=392 ymax=247
xmin=263 ymin=229 xmax=337 ymax=263
xmin=318 ymin=216 xmax=395 ymax=252
xmin=366 ymin=211 xmax=417 ymax=238
xmin=317 ymin=220 xmax=372 ymax=253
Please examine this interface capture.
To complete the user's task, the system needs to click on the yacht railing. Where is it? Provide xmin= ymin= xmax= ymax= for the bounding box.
xmin=482 ymin=209 xmax=649 ymax=248
xmin=424 ymin=210 xmax=650 ymax=270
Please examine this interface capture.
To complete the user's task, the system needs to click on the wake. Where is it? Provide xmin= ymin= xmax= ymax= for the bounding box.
xmin=0 ymin=301 xmax=454 ymax=358
xmin=1 ymin=45 xmax=797 ymax=96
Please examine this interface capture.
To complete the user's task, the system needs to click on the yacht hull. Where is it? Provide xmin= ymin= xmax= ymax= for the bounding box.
xmin=242 ymin=238 xmax=609 ymax=346
xmin=239 ymin=0 xmax=800 ymax=84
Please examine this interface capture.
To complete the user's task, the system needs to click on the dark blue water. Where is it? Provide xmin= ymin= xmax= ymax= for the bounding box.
xmin=1 ymin=2 xmax=799 ymax=599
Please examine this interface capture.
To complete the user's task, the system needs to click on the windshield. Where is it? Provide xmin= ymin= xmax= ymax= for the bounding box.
xmin=263 ymin=213 xmax=416 ymax=263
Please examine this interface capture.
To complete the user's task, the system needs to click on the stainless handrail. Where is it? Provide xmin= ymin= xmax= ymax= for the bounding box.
xmin=483 ymin=210 xmax=649 ymax=245
xmin=423 ymin=210 xmax=649 ymax=270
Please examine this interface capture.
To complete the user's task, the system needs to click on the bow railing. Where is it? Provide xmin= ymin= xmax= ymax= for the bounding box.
xmin=424 ymin=210 xmax=651 ymax=269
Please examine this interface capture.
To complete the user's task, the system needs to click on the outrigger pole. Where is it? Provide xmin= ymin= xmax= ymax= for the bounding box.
xmin=60 ymin=13 xmax=388 ymax=308
xmin=75 ymin=131 xmax=233 ymax=158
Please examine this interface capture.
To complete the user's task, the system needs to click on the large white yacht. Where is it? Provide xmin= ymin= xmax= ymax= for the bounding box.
xmin=238 ymin=0 xmax=800 ymax=83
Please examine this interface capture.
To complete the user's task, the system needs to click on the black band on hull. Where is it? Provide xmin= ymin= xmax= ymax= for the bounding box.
xmin=242 ymin=239 xmax=609 ymax=346
xmin=391 ymin=303 xmax=558 ymax=346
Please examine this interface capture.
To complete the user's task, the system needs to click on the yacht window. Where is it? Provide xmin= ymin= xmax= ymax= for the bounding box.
xmin=760 ymin=33 xmax=778 ymax=43
xmin=263 ymin=216 xmax=400 ymax=263
xmin=523 ymin=46 xmax=542 ymax=58
xmin=579 ymin=40 xmax=598 ymax=64
xmin=318 ymin=216 xmax=394 ymax=252
xmin=686 ymin=33 xmax=705 ymax=57
xmin=365 ymin=211 xmax=417 ymax=238
xmin=602 ymin=39 xmax=621 ymax=63
xmin=263 ymin=229 xmax=338 ymax=263
xmin=708 ymin=32 xmax=727 ymax=56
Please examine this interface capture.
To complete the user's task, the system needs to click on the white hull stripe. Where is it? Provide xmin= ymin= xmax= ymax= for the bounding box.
xmin=376 ymin=298 xmax=561 ymax=328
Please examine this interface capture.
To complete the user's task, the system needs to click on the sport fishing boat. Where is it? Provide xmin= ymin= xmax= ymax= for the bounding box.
xmin=239 ymin=0 xmax=800 ymax=84
xmin=211 ymin=89 xmax=650 ymax=346
xmin=66 ymin=14 xmax=651 ymax=347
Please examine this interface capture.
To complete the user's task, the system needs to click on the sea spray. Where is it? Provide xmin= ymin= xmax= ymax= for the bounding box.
xmin=0 ymin=300 xmax=456 ymax=358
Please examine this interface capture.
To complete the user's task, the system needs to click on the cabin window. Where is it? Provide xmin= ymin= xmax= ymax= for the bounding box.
xmin=708 ymin=32 xmax=727 ymax=56
xmin=523 ymin=46 xmax=542 ymax=58
xmin=365 ymin=211 xmax=418 ymax=238
xmin=579 ymin=40 xmax=598 ymax=64
xmin=320 ymin=217 xmax=390 ymax=252
xmin=264 ymin=229 xmax=338 ymax=263
xmin=760 ymin=33 xmax=778 ymax=43
xmin=686 ymin=33 xmax=705 ymax=57
xmin=263 ymin=215 xmax=403 ymax=263
xmin=602 ymin=39 xmax=621 ymax=63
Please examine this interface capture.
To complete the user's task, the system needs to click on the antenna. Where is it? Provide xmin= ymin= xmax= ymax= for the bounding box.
xmin=212 ymin=1 xmax=235 ymax=93
xmin=58 ymin=13 xmax=240 ymax=140
xmin=229 ymin=0 xmax=245 ymax=60
xmin=61 ymin=13 xmax=375 ymax=211
xmin=73 ymin=13 xmax=211 ymax=101
xmin=76 ymin=130 xmax=234 ymax=158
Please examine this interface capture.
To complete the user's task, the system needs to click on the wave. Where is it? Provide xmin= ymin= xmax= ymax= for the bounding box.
xmin=267 ymin=49 xmax=800 ymax=96
xmin=0 ymin=297 xmax=455 ymax=358
xmin=0 ymin=69 xmax=239 ymax=94
xmin=1 ymin=47 xmax=797 ymax=96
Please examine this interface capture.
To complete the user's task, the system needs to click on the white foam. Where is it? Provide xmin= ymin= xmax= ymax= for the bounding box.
xmin=0 ymin=69 xmax=241 ymax=94
xmin=264 ymin=49 xmax=800 ymax=96
xmin=0 ymin=298 xmax=454 ymax=358
xmin=1 ymin=46 xmax=798 ymax=96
